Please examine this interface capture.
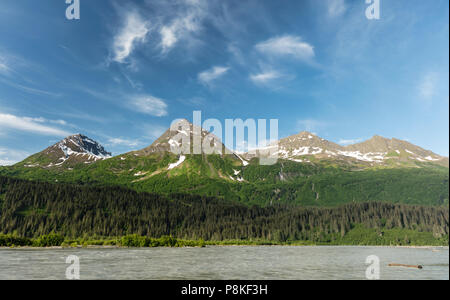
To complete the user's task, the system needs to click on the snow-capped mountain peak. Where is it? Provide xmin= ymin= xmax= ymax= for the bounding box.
xmin=246 ymin=131 xmax=448 ymax=167
xmin=56 ymin=134 xmax=112 ymax=160
xmin=19 ymin=134 xmax=112 ymax=168
xmin=137 ymin=119 xmax=230 ymax=156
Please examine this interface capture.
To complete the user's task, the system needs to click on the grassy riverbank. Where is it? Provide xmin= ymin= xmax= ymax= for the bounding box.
xmin=1 ymin=226 xmax=448 ymax=248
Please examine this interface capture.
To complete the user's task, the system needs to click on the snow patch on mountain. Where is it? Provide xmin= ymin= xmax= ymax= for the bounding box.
xmin=235 ymin=153 xmax=249 ymax=166
xmin=425 ymin=156 xmax=439 ymax=161
xmin=168 ymin=155 xmax=186 ymax=170
xmin=337 ymin=151 xmax=387 ymax=162
xmin=57 ymin=135 xmax=112 ymax=160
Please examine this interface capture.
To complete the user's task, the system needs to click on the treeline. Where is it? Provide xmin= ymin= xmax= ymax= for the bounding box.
xmin=0 ymin=233 xmax=205 ymax=248
xmin=0 ymin=176 xmax=448 ymax=245
xmin=0 ymin=233 xmax=64 ymax=247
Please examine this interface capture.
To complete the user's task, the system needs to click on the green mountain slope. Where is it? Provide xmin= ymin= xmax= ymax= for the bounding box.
xmin=1 ymin=153 xmax=448 ymax=207
xmin=1 ymin=124 xmax=448 ymax=207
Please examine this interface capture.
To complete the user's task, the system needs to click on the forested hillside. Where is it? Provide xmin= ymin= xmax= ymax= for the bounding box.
xmin=0 ymin=176 xmax=448 ymax=245
xmin=0 ymin=156 xmax=448 ymax=207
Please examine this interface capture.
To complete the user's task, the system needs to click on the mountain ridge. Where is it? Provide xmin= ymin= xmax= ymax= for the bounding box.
xmin=1 ymin=125 xmax=448 ymax=208
xmin=8 ymin=123 xmax=449 ymax=169
xmin=246 ymin=130 xmax=448 ymax=168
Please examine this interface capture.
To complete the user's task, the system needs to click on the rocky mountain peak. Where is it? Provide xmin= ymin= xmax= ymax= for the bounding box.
xmin=248 ymin=132 xmax=448 ymax=167
xmin=56 ymin=134 xmax=112 ymax=159
xmin=18 ymin=134 xmax=111 ymax=168
xmin=137 ymin=119 xmax=230 ymax=156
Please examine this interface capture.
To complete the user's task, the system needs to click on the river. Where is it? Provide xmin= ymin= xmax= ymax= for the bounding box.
xmin=0 ymin=246 xmax=448 ymax=280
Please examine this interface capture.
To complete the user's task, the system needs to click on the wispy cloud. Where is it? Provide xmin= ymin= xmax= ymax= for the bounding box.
xmin=160 ymin=26 xmax=178 ymax=53
xmin=58 ymin=111 xmax=108 ymax=124
xmin=159 ymin=1 xmax=205 ymax=53
xmin=255 ymin=35 xmax=315 ymax=61
xmin=0 ymin=146 xmax=29 ymax=166
xmin=0 ymin=113 xmax=71 ymax=136
xmin=198 ymin=66 xmax=229 ymax=86
xmin=326 ymin=0 xmax=347 ymax=17
xmin=338 ymin=138 xmax=363 ymax=146
xmin=0 ymin=78 xmax=62 ymax=97
xmin=27 ymin=117 xmax=68 ymax=126
xmin=121 ymin=72 xmax=143 ymax=89
xmin=0 ymin=56 xmax=9 ymax=74
xmin=0 ymin=51 xmax=62 ymax=97
xmin=112 ymin=11 xmax=150 ymax=63
xmin=111 ymin=0 xmax=207 ymax=61
xmin=178 ymin=96 xmax=206 ymax=107
xmin=419 ymin=72 xmax=438 ymax=100
xmin=227 ymin=44 xmax=246 ymax=66
xmin=250 ymin=70 xmax=283 ymax=85
xmin=0 ymin=52 xmax=12 ymax=75
xmin=129 ymin=95 xmax=168 ymax=117
xmin=107 ymin=137 xmax=141 ymax=148
xmin=158 ymin=0 xmax=206 ymax=54
xmin=106 ymin=124 xmax=167 ymax=150
xmin=74 ymin=86 xmax=168 ymax=118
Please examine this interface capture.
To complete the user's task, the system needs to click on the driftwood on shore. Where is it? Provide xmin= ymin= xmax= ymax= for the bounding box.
xmin=388 ymin=263 xmax=423 ymax=269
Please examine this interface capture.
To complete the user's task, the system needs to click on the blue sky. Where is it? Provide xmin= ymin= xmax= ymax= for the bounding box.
xmin=0 ymin=0 xmax=448 ymax=165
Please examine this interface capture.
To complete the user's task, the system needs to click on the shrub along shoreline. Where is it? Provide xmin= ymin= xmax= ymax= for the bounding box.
xmin=1 ymin=229 xmax=448 ymax=248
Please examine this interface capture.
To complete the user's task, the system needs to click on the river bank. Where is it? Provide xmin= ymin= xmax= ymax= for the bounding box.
xmin=1 ymin=233 xmax=448 ymax=249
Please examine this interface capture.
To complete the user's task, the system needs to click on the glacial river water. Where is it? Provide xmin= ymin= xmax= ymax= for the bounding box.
xmin=0 ymin=246 xmax=448 ymax=280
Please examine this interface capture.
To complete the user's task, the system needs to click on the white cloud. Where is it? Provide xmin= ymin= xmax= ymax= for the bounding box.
xmin=107 ymin=137 xmax=141 ymax=148
xmin=157 ymin=0 xmax=206 ymax=54
xmin=0 ymin=61 xmax=9 ymax=74
xmin=113 ymin=11 xmax=150 ymax=63
xmin=160 ymin=26 xmax=178 ymax=53
xmin=0 ymin=159 xmax=16 ymax=166
xmin=0 ymin=147 xmax=29 ymax=166
xmin=130 ymin=95 xmax=168 ymax=117
xmin=198 ymin=66 xmax=229 ymax=85
xmin=0 ymin=113 xmax=71 ymax=136
xmin=419 ymin=72 xmax=438 ymax=100
xmin=338 ymin=138 xmax=363 ymax=146
xmin=26 ymin=117 xmax=68 ymax=126
xmin=0 ymin=54 xmax=10 ymax=74
xmin=327 ymin=0 xmax=346 ymax=17
xmin=255 ymin=35 xmax=315 ymax=61
xmin=250 ymin=70 xmax=283 ymax=85
xmin=110 ymin=1 xmax=207 ymax=61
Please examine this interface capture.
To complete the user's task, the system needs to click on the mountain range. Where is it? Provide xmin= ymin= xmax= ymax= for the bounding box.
xmin=0 ymin=120 xmax=448 ymax=207
xmin=10 ymin=120 xmax=449 ymax=170
xmin=247 ymin=131 xmax=448 ymax=168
